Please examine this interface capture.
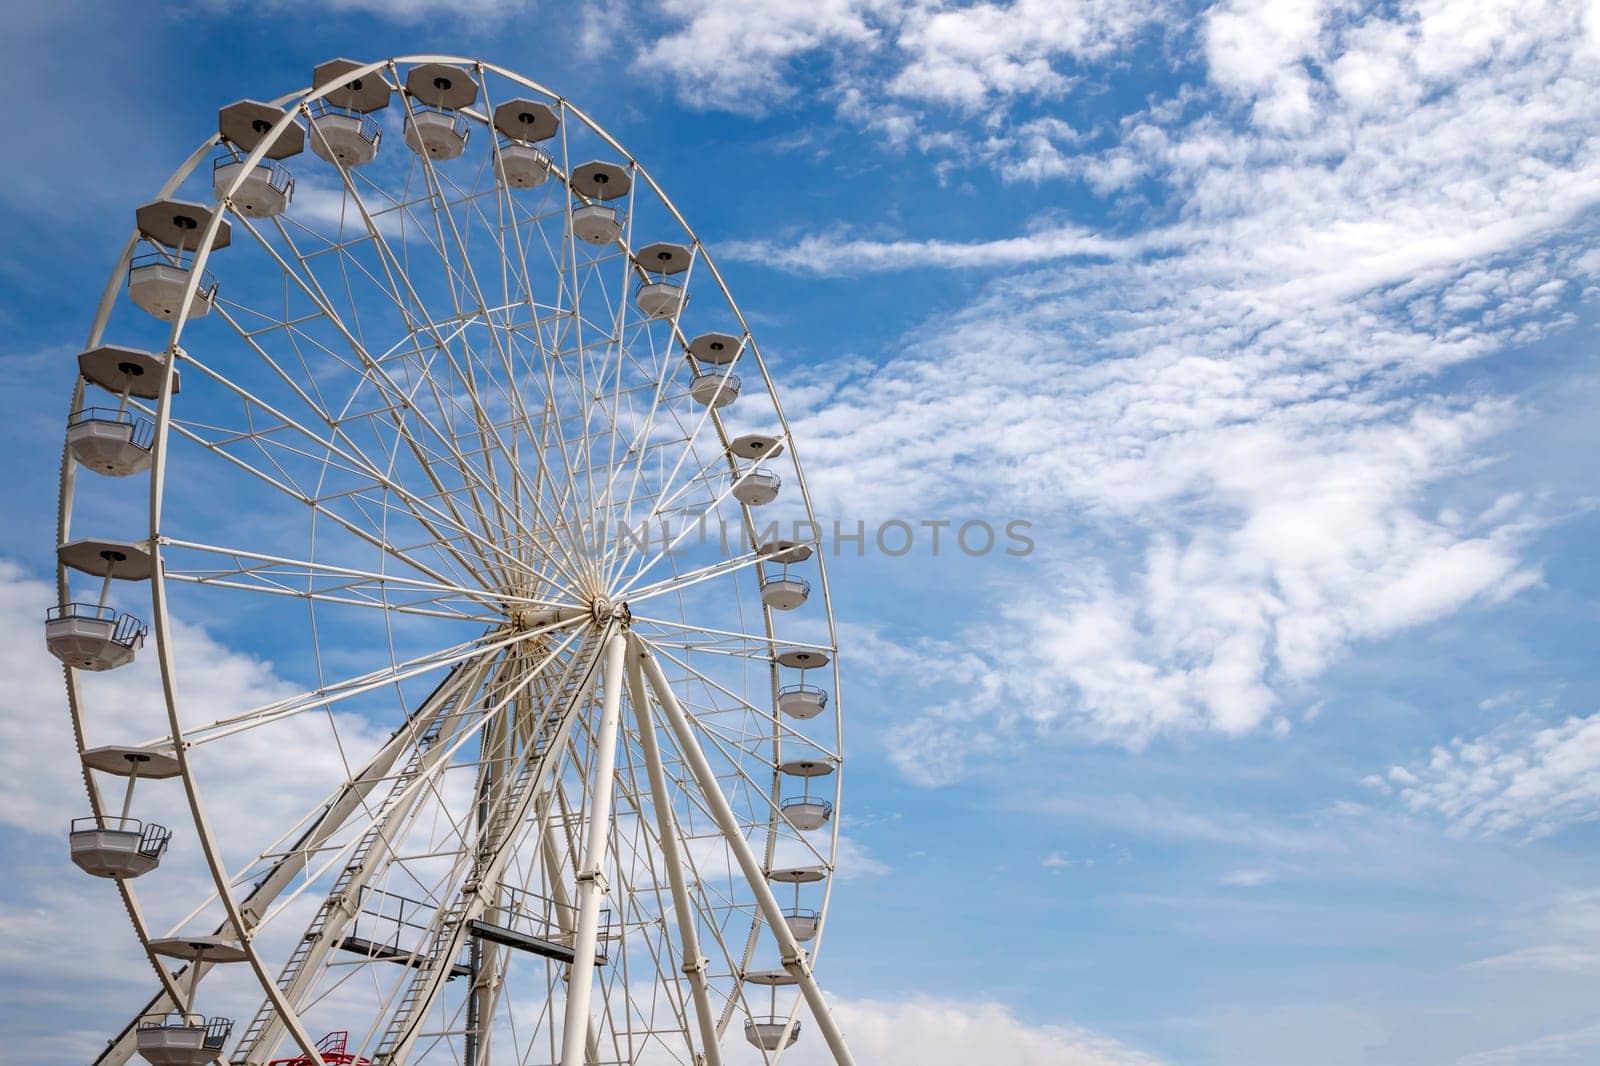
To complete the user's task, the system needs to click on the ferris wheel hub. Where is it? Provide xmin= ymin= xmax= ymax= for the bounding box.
xmin=589 ymin=595 xmax=631 ymax=627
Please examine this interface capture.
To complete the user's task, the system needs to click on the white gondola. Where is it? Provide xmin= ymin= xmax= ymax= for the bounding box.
xmin=572 ymin=202 xmax=623 ymax=244
xmin=67 ymin=407 xmax=153 ymax=476
xmin=133 ymin=941 xmax=243 ymax=1065
xmin=760 ymin=575 xmax=811 ymax=610
xmin=308 ymin=103 xmax=382 ymax=167
xmin=405 ymin=106 xmax=471 ymax=160
xmin=48 ymin=539 xmax=154 ymax=670
xmin=214 ymin=99 xmax=303 ymax=218
xmin=128 ymin=254 xmax=217 ymax=320
xmin=746 ymin=1017 xmax=801 ymax=1051
xmin=782 ymin=796 xmax=834 ymax=830
xmin=135 ymin=1013 xmax=233 ymax=1066
xmin=634 ymin=241 xmax=690 ymax=319
xmin=46 ymin=602 xmax=146 ymax=670
xmin=635 ymin=279 xmax=685 ymax=319
xmin=571 ymin=161 xmax=631 ymax=245
xmin=212 ymin=158 xmax=294 ymax=218
xmin=493 ymin=99 xmax=557 ymax=187
xmin=778 ymin=683 xmax=828 ymax=719
xmin=689 ymin=369 xmax=740 ymax=408
xmin=768 ymin=865 xmax=828 ymax=884
xmin=69 ymin=815 xmax=169 ymax=878
xmin=129 ymin=199 xmax=230 ymax=321
xmin=732 ymin=468 xmax=781 ymax=506
xmin=783 ymin=907 xmax=821 ymax=941
xmin=496 ymin=141 xmax=552 ymax=187
xmin=307 ymin=58 xmax=389 ymax=170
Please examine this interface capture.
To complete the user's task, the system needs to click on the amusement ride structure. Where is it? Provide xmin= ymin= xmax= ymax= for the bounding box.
xmin=51 ymin=55 xmax=851 ymax=1066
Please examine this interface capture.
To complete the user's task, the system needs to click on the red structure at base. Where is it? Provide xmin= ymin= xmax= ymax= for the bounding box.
xmin=269 ymin=1031 xmax=371 ymax=1066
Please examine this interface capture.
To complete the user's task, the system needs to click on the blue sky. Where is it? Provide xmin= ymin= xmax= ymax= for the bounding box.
xmin=4 ymin=1 xmax=1600 ymax=1064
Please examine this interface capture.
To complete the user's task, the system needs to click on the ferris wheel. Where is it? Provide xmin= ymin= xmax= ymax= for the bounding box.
xmin=50 ymin=55 xmax=853 ymax=1066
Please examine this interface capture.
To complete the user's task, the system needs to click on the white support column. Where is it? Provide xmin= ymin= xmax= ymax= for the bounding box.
xmin=637 ymin=639 xmax=855 ymax=1066
xmin=624 ymin=635 xmax=723 ymax=1066
xmin=559 ymin=631 xmax=627 ymax=1066
xmin=538 ymin=791 xmax=603 ymax=1065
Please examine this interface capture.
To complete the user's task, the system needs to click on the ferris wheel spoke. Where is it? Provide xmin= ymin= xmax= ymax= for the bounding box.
xmin=621 ymin=646 xmax=725 ymax=1064
xmin=635 ymin=640 xmax=834 ymax=762
xmin=421 ymin=171 xmax=601 ymax=592
xmin=584 ymin=188 xmax=647 ymax=579
xmin=621 ymin=547 xmax=769 ymax=605
xmin=165 ymin=343 xmax=588 ymax=603
xmin=630 ymin=616 xmax=828 ymax=655
xmin=591 ymin=257 xmax=711 ymax=577
xmin=235 ymin=631 xmax=594 ymax=1064
xmin=612 ymin=400 xmax=746 ymax=543
xmin=385 ymin=92 xmax=610 ymax=597
xmin=159 ymin=409 xmax=524 ymax=600
xmin=161 ymin=615 xmax=582 ymax=751
xmin=285 ymin=109 xmax=581 ymax=595
xmin=159 ymin=538 xmax=547 ymax=621
xmin=606 ymin=455 xmax=749 ymax=591
xmin=604 ymin=420 xmax=725 ymax=565
xmin=593 ymin=354 xmax=708 ymax=586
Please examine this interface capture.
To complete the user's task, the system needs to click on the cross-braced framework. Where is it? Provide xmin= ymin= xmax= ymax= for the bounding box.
xmin=53 ymin=56 xmax=852 ymax=1066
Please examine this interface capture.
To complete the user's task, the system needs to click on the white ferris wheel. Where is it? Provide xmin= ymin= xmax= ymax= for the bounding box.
xmin=50 ymin=55 xmax=853 ymax=1066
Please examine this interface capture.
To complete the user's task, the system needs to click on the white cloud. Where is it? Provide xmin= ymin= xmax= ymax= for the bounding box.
xmin=730 ymin=0 xmax=1600 ymax=772
xmin=1204 ymin=0 xmax=1332 ymax=129
xmin=723 ymin=220 xmax=1149 ymax=274
xmin=887 ymin=0 xmax=1167 ymax=109
xmin=1387 ymin=712 xmax=1600 ymax=839
xmin=635 ymin=0 xmax=888 ymax=113
xmin=833 ymin=832 xmax=892 ymax=879
xmin=787 ymin=997 xmax=1164 ymax=1066
xmin=799 ymin=257 xmax=1549 ymax=753
xmin=632 ymin=0 xmax=1166 ymax=118
xmin=1220 ymin=868 xmax=1274 ymax=887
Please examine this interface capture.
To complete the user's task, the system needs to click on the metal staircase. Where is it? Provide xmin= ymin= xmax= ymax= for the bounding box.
xmin=231 ymin=677 xmax=473 ymax=1064
xmin=371 ymin=633 xmax=605 ymax=1065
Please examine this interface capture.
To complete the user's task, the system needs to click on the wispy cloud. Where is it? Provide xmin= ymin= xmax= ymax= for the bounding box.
xmin=1377 ymin=712 xmax=1600 ymax=839
xmin=741 ymin=0 xmax=1600 ymax=775
xmin=628 ymin=0 xmax=1166 ymax=117
xmin=722 ymin=222 xmax=1157 ymax=275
